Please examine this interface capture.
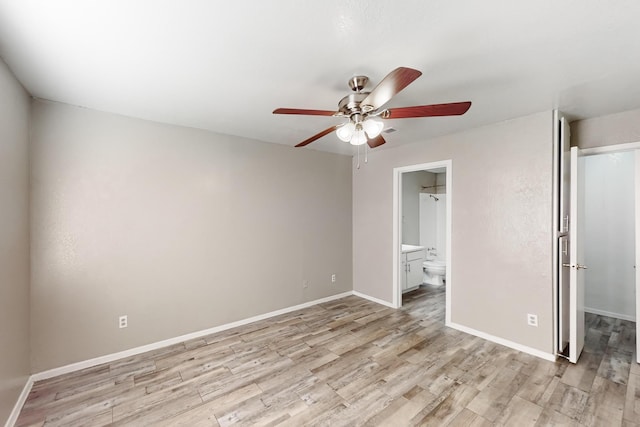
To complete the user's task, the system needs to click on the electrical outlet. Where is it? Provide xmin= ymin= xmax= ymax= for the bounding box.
xmin=527 ymin=313 xmax=538 ymax=327
xmin=331 ymin=274 xmax=336 ymax=283
xmin=119 ymin=315 xmax=128 ymax=329
xmin=302 ymin=280 xmax=309 ymax=289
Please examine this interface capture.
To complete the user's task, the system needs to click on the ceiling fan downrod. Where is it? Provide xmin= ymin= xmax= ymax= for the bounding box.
xmin=348 ymin=75 xmax=368 ymax=93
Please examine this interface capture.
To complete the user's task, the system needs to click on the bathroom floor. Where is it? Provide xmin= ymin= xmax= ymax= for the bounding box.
xmin=15 ymin=284 xmax=639 ymax=426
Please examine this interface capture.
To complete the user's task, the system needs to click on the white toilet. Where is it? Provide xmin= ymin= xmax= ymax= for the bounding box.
xmin=423 ymin=254 xmax=446 ymax=286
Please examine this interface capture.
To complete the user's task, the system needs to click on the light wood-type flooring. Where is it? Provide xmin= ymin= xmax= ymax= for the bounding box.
xmin=16 ymin=285 xmax=640 ymax=426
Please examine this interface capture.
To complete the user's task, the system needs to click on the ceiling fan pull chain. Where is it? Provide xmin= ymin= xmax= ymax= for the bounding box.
xmin=365 ymin=142 xmax=368 ymax=163
xmin=356 ymin=144 xmax=361 ymax=169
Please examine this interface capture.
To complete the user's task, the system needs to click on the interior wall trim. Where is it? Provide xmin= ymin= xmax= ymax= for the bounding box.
xmin=4 ymin=377 xmax=33 ymax=427
xmin=447 ymin=321 xmax=557 ymax=362
xmin=580 ymin=140 xmax=640 ymax=156
xmin=584 ymin=307 xmax=636 ymax=322
xmin=31 ymin=291 xmax=352 ymax=383
xmin=352 ymin=290 xmax=395 ymax=308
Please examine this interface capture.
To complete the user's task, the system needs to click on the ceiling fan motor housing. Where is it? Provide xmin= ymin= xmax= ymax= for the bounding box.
xmin=338 ymin=92 xmax=374 ymax=117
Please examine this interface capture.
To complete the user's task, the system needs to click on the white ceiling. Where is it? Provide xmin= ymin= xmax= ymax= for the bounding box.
xmin=1 ymin=1 xmax=640 ymax=155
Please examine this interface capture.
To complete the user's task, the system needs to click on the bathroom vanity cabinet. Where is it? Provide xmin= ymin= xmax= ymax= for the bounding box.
xmin=401 ymin=245 xmax=426 ymax=292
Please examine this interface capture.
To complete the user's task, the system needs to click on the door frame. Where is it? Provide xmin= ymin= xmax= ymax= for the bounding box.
xmin=392 ymin=160 xmax=452 ymax=324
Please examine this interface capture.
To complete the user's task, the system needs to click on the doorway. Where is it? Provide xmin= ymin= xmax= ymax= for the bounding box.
xmin=580 ymin=145 xmax=640 ymax=364
xmin=392 ymin=160 xmax=452 ymax=325
xmin=583 ymin=151 xmax=636 ymax=322
xmin=559 ymin=142 xmax=640 ymax=364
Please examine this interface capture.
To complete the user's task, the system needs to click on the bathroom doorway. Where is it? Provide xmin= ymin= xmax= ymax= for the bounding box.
xmin=392 ymin=160 xmax=452 ymax=324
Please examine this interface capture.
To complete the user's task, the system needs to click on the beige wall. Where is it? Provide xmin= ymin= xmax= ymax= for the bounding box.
xmin=30 ymin=101 xmax=352 ymax=372
xmin=0 ymin=60 xmax=30 ymax=423
xmin=572 ymin=107 xmax=640 ymax=149
xmin=353 ymin=111 xmax=555 ymax=354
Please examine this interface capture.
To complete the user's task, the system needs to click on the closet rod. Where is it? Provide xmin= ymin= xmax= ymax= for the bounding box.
xmin=421 ymin=184 xmax=445 ymax=190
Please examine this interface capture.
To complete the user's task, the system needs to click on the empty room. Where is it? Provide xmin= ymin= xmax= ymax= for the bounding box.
xmin=2 ymin=1 xmax=640 ymax=426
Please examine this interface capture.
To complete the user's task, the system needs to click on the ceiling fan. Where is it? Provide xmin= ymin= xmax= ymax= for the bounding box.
xmin=273 ymin=67 xmax=472 ymax=149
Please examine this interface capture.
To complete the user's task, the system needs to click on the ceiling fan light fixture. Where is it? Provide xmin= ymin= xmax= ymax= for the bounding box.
xmin=336 ymin=122 xmax=355 ymax=142
xmin=363 ymin=118 xmax=384 ymax=138
xmin=350 ymin=126 xmax=367 ymax=146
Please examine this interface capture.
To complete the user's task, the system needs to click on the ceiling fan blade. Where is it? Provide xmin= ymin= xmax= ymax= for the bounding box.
xmin=294 ymin=125 xmax=340 ymax=147
xmin=367 ymin=134 xmax=386 ymax=148
xmin=273 ymin=108 xmax=336 ymax=116
xmin=360 ymin=67 xmax=422 ymax=110
xmin=385 ymin=101 xmax=472 ymax=119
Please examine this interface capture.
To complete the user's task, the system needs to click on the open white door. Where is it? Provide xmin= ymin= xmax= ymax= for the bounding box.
xmin=568 ymin=146 xmax=586 ymax=363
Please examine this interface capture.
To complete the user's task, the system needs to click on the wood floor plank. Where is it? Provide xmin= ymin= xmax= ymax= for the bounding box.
xmin=212 ymin=394 xmax=267 ymax=427
xmin=382 ymin=387 xmax=436 ymax=425
xmin=333 ymin=356 xmax=406 ymax=400
xmin=276 ymin=383 xmax=343 ymax=427
xmin=45 ymin=409 xmax=112 ymax=427
xmin=412 ymin=383 xmax=478 ymax=426
xmin=154 ymin=340 xmax=236 ymax=373
xmin=310 ymin=387 xmax=393 ymax=427
xmin=201 ymin=382 xmax=263 ymax=416
xmin=546 ymin=381 xmax=590 ymax=421
xmin=14 ymin=285 xmax=640 ymax=427
xmin=133 ymin=368 xmax=183 ymax=394
xmin=446 ymin=408 xmax=492 ymax=426
xmin=376 ymin=357 xmax=434 ymax=399
xmin=580 ymin=375 xmax=627 ymax=426
xmin=361 ymin=395 xmax=409 ymax=426
xmin=534 ymin=408 xmax=581 ymax=426
xmin=466 ymin=366 xmax=529 ymax=422
xmin=17 ymin=378 xmax=143 ymax=427
xmin=598 ymin=348 xmax=634 ymax=385
xmin=493 ymin=395 xmax=543 ymax=426
xmin=516 ymin=359 xmax=564 ymax=406
xmin=624 ymin=373 xmax=640 ymax=423
xmin=111 ymin=383 xmax=202 ymax=423
xmin=561 ymin=351 xmax=601 ymax=392
xmin=152 ymin=399 xmax=221 ymax=427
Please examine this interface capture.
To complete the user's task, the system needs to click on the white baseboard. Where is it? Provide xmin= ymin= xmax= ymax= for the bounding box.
xmin=4 ymin=377 xmax=33 ymax=427
xmin=352 ymin=290 xmax=396 ymax=308
xmin=447 ymin=321 xmax=557 ymax=362
xmin=584 ymin=307 xmax=636 ymax=322
xmin=32 ymin=291 xmax=352 ymax=382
